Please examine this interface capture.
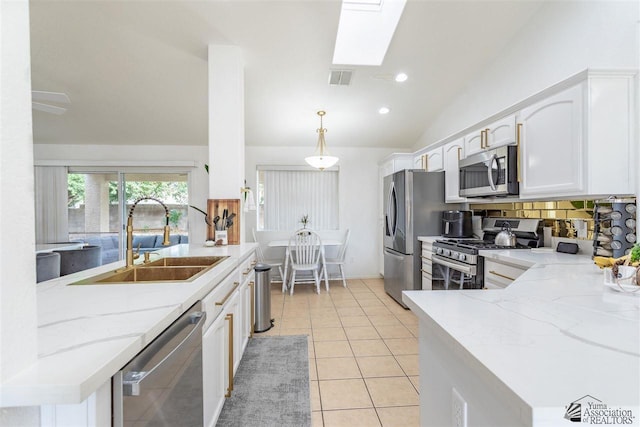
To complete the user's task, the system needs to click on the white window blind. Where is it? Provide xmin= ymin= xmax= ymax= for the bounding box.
xmin=259 ymin=169 xmax=339 ymax=230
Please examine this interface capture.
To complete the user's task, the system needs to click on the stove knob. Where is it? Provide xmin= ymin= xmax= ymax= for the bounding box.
xmin=444 ymin=250 xmax=451 ymax=257
xmin=458 ymin=253 xmax=467 ymax=261
xmin=436 ymin=248 xmax=443 ymax=255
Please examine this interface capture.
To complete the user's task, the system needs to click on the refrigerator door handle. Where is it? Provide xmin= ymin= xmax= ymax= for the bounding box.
xmin=387 ymin=181 xmax=397 ymax=239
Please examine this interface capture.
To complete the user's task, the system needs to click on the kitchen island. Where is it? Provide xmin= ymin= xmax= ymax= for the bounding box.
xmin=404 ymin=250 xmax=640 ymax=427
xmin=0 ymin=243 xmax=257 ymax=424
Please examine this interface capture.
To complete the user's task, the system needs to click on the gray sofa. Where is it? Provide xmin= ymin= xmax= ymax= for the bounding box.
xmin=82 ymin=234 xmax=189 ymax=265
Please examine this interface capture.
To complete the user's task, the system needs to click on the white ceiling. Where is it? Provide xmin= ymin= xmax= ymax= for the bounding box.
xmin=29 ymin=0 xmax=543 ymax=149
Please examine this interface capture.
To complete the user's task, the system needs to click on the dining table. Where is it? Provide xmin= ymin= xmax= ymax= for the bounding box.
xmin=267 ymin=238 xmax=342 ymax=291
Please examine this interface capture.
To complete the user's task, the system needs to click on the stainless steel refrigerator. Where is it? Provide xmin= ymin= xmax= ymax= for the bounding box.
xmin=383 ymin=169 xmax=450 ymax=307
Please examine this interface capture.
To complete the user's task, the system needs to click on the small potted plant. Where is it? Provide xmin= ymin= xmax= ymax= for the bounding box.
xmin=300 ymin=214 xmax=309 ymax=229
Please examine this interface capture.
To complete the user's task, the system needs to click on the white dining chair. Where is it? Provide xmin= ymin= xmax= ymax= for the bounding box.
xmin=252 ymin=228 xmax=284 ymax=283
xmin=287 ymin=229 xmax=323 ymax=295
xmin=321 ymin=229 xmax=350 ymax=288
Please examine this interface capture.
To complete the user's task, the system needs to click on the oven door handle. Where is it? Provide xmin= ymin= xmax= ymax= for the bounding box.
xmin=122 ymin=311 xmax=206 ymax=396
xmin=486 ymin=154 xmax=498 ymax=192
xmin=432 ymin=254 xmax=477 ymax=276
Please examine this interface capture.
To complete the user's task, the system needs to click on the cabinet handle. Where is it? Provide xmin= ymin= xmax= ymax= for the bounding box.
xmin=250 ymin=260 xmax=257 ymax=267
xmin=484 ymin=128 xmax=491 ymax=148
xmin=457 ymin=147 xmax=462 ymax=161
xmin=516 ymin=123 xmax=523 ymax=183
xmin=225 ymin=313 xmax=234 ymax=397
xmin=480 ymin=130 xmax=486 ymax=149
xmin=489 ymin=270 xmax=516 ymax=281
xmin=216 ymin=281 xmax=240 ymax=306
xmin=243 ymin=267 xmax=252 ymax=275
xmin=249 ymin=281 xmax=255 ymax=338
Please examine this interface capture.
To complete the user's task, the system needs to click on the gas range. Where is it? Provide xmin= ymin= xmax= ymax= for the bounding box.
xmin=429 ymin=218 xmax=542 ymax=290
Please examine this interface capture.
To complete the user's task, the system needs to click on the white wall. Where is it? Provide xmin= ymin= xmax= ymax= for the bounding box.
xmin=414 ymin=0 xmax=639 ymax=148
xmin=34 ymin=144 xmax=211 ymax=244
xmin=245 ymin=146 xmax=398 ymax=279
xmin=0 ymin=0 xmax=40 ymax=424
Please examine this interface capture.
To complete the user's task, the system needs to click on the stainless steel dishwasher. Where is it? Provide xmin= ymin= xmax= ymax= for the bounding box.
xmin=113 ymin=301 xmax=206 ymax=427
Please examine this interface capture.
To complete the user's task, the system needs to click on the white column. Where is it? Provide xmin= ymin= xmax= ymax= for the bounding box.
xmin=208 ymin=45 xmax=246 ymax=240
xmin=0 ymin=0 xmax=38 ymax=415
xmin=207 ymin=45 xmax=245 ymax=199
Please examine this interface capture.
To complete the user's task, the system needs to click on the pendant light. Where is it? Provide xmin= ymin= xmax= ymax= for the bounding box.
xmin=305 ymin=110 xmax=338 ymax=170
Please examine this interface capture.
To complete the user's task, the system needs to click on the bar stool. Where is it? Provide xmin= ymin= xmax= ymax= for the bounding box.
xmin=55 ymin=245 xmax=102 ymax=276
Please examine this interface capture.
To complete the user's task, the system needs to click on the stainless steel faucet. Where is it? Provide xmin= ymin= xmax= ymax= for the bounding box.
xmin=126 ymin=197 xmax=171 ymax=268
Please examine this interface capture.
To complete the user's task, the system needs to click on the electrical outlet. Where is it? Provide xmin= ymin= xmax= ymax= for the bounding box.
xmin=452 ymin=387 xmax=468 ymax=427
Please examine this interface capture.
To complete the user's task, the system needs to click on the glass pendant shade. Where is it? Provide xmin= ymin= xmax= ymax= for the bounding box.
xmin=305 ymin=111 xmax=338 ymax=171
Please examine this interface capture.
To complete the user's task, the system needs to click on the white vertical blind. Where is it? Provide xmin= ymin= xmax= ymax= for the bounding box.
xmin=34 ymin=166 xmax=69 ymax=243
xmin=262 ymin=170 xmax=339 ymax=230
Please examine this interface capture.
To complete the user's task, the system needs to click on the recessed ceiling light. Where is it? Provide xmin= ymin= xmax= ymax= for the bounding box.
xmin=378 ymin=107 xmax=390 ymax=115
xmin=395 ymin=73 xmax=408 ymax=82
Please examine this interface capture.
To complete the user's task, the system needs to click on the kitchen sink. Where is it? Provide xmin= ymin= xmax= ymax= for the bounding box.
xmin=69 ymin=256 xmax=229 ymax=285
xmin=139 ymin=256 xmax=227 ymax=268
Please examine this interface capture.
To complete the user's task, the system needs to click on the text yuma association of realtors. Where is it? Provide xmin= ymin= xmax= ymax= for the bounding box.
xmin=582 ymin=401 xmax=635 ymax=425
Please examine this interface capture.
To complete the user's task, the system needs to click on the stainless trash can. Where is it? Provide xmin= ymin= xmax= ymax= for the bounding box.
xmin=254 ymin=263 xmax=273 ymax=333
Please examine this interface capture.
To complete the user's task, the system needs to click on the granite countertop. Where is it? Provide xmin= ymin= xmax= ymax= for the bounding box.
xmin=0 ymin=243 xmax=257 ymax=407
xmin=403 ymin=249 xmax=640 ymax=425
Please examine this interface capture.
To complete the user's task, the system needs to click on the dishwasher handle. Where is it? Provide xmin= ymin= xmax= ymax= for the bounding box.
xmin=123 ymin=310 xmax=206 ymax=396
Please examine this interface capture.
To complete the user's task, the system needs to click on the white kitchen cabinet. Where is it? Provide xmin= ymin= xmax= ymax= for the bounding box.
xmin=518 ymin=72 xmax=636 ymax=199
xmin=518 ymin=83 xmax=585 ymax=198
xmin=443 ymin=138 xmax=465 ymax=203
xmin=238 ymin=253 xmax=256 ymax=353
xmin=413 ymin=147 xmax=444 ymax=172
xmin=421 ymin=241 xmax=434 ymax=290
xmin=483 ymin=258 xmax=528 ymax=289
xmin=202 ymin=307 xmax=228 ymax=427
xmin=464 ymin=115 xmax=517 ymax=157
xmin=424 ymin=147 xmax=444 ymax=172
xmin=380 ymin=153 xmax=413 ymax=177
xmin=40 ymin=380 xmax=111 ymax=427
xmin=202 ymin=249 xmax=256 ymax=427
xmin=464 ymin=128 xmax=485 ymax=156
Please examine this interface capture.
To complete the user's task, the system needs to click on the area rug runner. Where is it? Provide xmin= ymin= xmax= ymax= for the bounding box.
xmin=216 ymin=335 xmax=311 ymax=427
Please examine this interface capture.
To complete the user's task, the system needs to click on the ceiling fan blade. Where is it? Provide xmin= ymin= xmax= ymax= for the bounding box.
xmin=32 ymin=102 xmax=68 ymax=115
xmin=32 ymin=90 xmax=70 ymax=104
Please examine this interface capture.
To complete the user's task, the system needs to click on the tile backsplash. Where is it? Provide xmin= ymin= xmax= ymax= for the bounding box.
xmin=469 ymin=200 xmax=596 ymax=240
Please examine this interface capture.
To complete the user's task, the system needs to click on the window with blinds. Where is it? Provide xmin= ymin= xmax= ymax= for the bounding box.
xmin=257 ymin=167 xmax=339 ymax=231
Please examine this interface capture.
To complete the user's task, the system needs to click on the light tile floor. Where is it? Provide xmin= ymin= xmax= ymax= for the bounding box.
xmin=260 ymin=278 xmax=420 ymax=427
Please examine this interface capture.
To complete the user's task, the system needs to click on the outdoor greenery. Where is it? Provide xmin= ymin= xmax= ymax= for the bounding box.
xmin=67 ymin=174 xmax=188 ymax=206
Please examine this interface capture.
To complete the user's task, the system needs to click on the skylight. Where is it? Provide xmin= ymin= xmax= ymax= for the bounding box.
xmin=332 ymin=0 xmax=407 ymax=66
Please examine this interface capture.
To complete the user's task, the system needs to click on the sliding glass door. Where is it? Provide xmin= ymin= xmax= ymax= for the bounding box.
xmin=67 ymin=171 xmax=189 ymax=264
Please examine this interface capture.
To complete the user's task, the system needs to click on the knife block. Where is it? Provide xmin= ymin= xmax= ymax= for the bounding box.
xmin=207 ymin=199 xmax=240 ymax=245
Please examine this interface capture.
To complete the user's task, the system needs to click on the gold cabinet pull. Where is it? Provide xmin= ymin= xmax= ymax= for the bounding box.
xmin=225 ymin=313 xmax=234 ymax=397
xmin=484 ymin=128 xmax=491 ymax=148
xmin=243 ymin=267 xmax=252 ymax=276
xmin=249 ymin=281 xmax=255 ymax=338
xmin=216 ymin=281 xmax=240 ymax=306
xmin=457 ymin=147 xmax=462 ymax=161
xmin=424 ymin=155 xmax=428 ymax=171
xmin=480 ymin=130 xmax=486 ymax=149
xmin=489 ymin=270 xmax=516 ymax=281
xmin=516 ymin=123 xmax=523 ymax=183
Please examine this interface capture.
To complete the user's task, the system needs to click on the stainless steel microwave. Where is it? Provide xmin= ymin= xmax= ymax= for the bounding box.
xmin=459 ymin=145 xmax=519 ymax=197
